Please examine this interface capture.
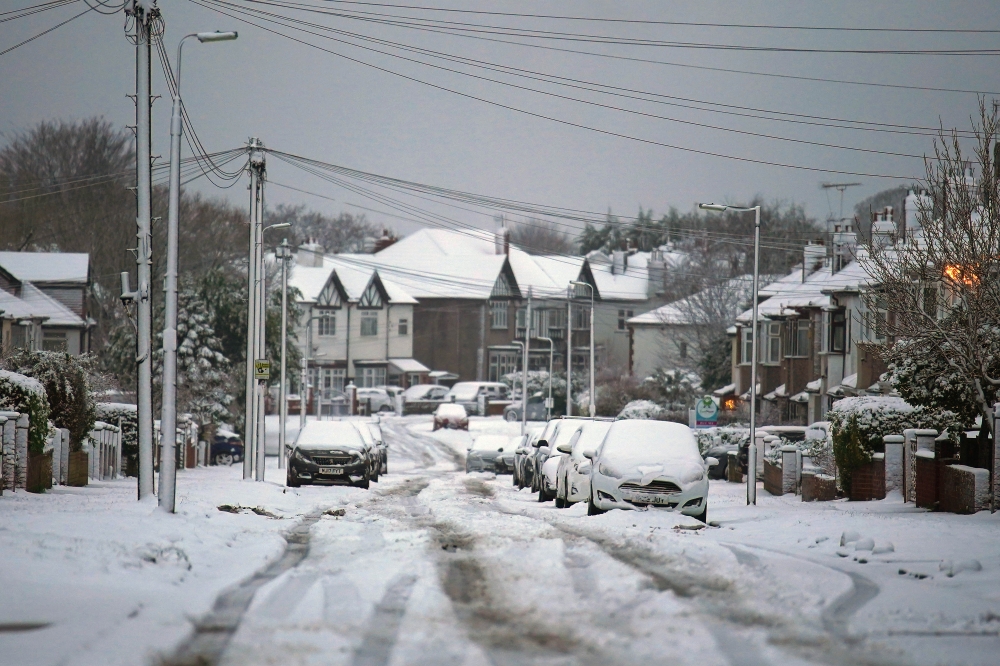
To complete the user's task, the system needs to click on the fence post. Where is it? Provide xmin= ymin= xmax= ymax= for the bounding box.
xmin=60 ymin=429 xmax=70 ymax=484
xmin=1 ymin=414 xmax=15 ymax=492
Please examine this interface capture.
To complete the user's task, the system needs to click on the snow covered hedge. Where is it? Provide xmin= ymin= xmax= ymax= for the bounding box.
xmin=0 ymin=369 xmax=50 ymax=454
xmin=617 ymin=400 xmax=666 ymax=420
xmin=4 ymin=351 xmax=95 ymax=452
xmin=97 ymin=403 xmax=138 ymax=472
xmin=693 ymin=426 xmax=749 ymax=455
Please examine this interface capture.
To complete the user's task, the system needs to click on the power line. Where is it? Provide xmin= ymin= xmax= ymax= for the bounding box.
xmin=0 ymin=1 xmax=79 ymax=23
xmin=191 ymin=1 xmax=923 ymax=180
xmin=0 ymin=3 xmax=95 ymax=57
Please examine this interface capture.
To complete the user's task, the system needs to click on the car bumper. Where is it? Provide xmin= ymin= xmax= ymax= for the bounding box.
xmin=591 ymin=474 xmax=708 ymax=515
xmin=289 ymin=457 xmax=367 ymax=484
xmin=466 ymin=454 xmax=499 ymax=472
xmin=566 ymin=471 xmax=591 ymax=503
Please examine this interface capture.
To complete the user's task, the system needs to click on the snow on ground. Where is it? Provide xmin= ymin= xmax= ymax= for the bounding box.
xmin=4 ymin=415 xmax=1000 ymax=666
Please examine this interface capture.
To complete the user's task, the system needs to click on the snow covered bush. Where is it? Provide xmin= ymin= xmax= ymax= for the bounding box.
xmin=0 ymin=369 xmax=50 ymax=454
xmin=641 ymin=368 xmax=701 ymax=410
xmin=617 ymin=400 xmax=666 ymax=420
xmin=97 ymin=402 xmax=137 ymax=473
xmin=693 ymin=426 xmax=749 ymax=455
xmin=4 ymin=351 xmax=92 ymax=452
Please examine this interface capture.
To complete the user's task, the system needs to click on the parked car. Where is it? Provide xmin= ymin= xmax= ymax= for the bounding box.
xmin=514 ymin=429 xmax=543 ymax=489
xmin=466 ymin=434 xmax=512 ymax=473
xmin=377 ymin=385 xmax=404 ymax=399
xmin=446 ymin=381 xmax=510 ymax=412
xmin=503 ymin=393 xmax=548 ymax=422
xmin=536 ymin=419 xmax=588 ymax=502
xmin=528 ymin=419 xmax=565 ymax=493
xmin=733 ymin=425 xmax=810 ymax=475
xmin=703 ymin=441 xmax=737 ymax=480
xmin=506 ymin=435 xmax=527 ymax=484
xmin=367 ymin=422 xmax=388 ymax=475
xmin=433 ymin=403 xmax=469 ymax=431
xmin=556 ymin=420 xmax=613 ymax=507
xmin=356 ymin=387 xmax=394 ymax=413
xmin=352 ymin=421 xmax=380 ymax=482
xmin=287 ymin=421 xmax=371 ymax=488
xmin=586 ymin=420 xmax=715 ymax=522
xmin=402 ymin=384 xmax=451 ymax=414
xmin=211 ymin=433 xmax=243 ymax=466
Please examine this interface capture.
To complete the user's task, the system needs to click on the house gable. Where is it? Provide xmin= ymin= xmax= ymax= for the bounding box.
xmin=490 ymin=260 xmax=520 ymax=299
xmin=359 ymin=273 xmax=389 ymax=309
xmin=317 ymin=272 xmax=348 ymax=308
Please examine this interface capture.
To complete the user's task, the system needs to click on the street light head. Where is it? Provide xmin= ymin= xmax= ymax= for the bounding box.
xmin=196 ymin=31 xmax=238 ymax=42
xmin=698 ymin=203 xmax=728 ymax=212
xmin=570 ymin=281 xmax=588 ymax=287
xmin=265 ymin=222 xmax=292 ymax=231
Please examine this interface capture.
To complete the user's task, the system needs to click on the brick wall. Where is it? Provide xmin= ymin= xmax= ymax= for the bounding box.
xmin=850 ymin=457 xmax=886 ymax=501
xmin=763 ymin=459 xmax=783 ymax=496
xmin=915 ymin=452 xmax=937 ymax=509
xmin=802 ymin=471 xmax=837 ymax=502
xmin=939 ymin=465 xmax=991 ymax=514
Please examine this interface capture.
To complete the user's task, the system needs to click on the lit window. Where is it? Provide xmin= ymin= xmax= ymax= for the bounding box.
xmin=360 ymin=313 xmax=378 ymax=336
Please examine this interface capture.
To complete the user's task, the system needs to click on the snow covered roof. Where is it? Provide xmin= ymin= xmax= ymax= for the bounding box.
xmin=288 ymin=259 xmax=417 ymax=305
xmin=712 ymin=383 xmax=736 ymax=397
xmin=15 ymin=283 xmax=86 ymax=327
xmin=388 ymin=358 xmax=430 ymax=373
xmin=735 ymin=259 xmax=875 ymax=324
xmin=805 ymin=378 xmax=823 ymax=393
xmin=589 ymin=252 xmax=651 ymax=302
xmin=0 ymin=288 xmax=39 ymax=321
xmin=0 ymin=251 xmax=89 ymax=283
xmin=629 ymin=276 xmax=754 ymax=326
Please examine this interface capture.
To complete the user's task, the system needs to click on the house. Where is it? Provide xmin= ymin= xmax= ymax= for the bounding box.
xmin=289 ymin=246 xmax=422 ymax=410
xmin=626 ymin=276 xmax=754 ymax=381
xmin=0 ymin=252 xmax=92 ymax=354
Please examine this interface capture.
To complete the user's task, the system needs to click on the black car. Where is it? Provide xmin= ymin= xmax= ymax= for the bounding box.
xmin=287 ymin=421 xmax=372 ymax=489
xmin=211 ymin=434 xmax=243 ymax=466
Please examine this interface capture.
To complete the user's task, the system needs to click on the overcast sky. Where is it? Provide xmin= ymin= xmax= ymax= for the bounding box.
xmin=3 ymin=0 xmax=998 ymax=237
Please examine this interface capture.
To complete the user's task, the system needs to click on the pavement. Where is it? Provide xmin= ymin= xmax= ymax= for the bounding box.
xmin=2 ymin=415 xmax=999 ymax=666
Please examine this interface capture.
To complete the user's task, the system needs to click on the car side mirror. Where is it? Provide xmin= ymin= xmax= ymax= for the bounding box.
xmin=466 ymin=447 xmax=472 ymax=452
xmin=705 ymin=456 xmax=719 ymax=467
xmin=497 ymin=447 xmax=504 ymax=452
xmin=535 ymin=439 xmax=548 ymax=448
xmin=538 ymin=446 xmax=550 ymax=456
xmin=582 ymin=449 xmax=596 ymax=460
xmin=556 ymin=443 xmax=572 ymax=454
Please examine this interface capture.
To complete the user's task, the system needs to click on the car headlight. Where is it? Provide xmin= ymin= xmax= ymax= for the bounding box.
xmin=598 ymin=462 xmax=622 ymax=479
xmin=680 ymin=466 xmax=705 ymax=484
xmin=293 ymin=449 xmax=310 ymax=462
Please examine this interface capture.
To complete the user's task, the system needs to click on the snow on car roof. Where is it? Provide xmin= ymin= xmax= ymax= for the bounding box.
xmin=601 ymin=420 xmax=700 ymax=464
xmin=472 ymin=435 xmax=509 ymax=451
xmin=296 ymin=421 xmax=364 ymax=448
xmin=574 ymin=420 xmax=613 ymax=451
xmin=551 ymin=420 xmax=586 ymax=450
xmin=353 ymin=422 xmax=375 ymax=444
xmin=435 ymin=403 xmax=467 ymax=417
xmin=448 ymin=383 xmax=482 ymax=400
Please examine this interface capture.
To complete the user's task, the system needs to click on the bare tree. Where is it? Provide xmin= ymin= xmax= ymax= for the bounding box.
xmin=864 ymin=100 xmax=1000 ymax=447
xmin=509 ymin=217 xmax=575 ymax=255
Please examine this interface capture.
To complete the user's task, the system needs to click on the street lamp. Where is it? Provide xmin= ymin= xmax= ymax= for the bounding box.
xmin=276 ymin=238 xmax=292 ymax=470
xmin=159 ymin=29 xmax=237 ymax=513
xmin=699 ymin=202 xmax=761 ymax=506
xmin=537 ymin=336 xmax=554 ymax=420
xmin=570 ymin=281 xmax=596 ymax=417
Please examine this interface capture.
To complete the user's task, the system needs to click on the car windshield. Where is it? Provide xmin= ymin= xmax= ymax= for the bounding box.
xmin=403 ymin=384 xmax=437 ymax=400
xmin=447 ymin=383 xmax=481 ymax=401
xmin=436 ymin=403 xmax=467 ymax=418
xmin=600 ymin=421 xmax=700 ymax=468
xmin=538 ymin=420 xmax=560 ymax=443
xmin=472 ymin=435 xmax=508 ymax=451
xmin=295 ymin=422 xmax=364 ymax=450
xmin=573 ymin=421 xmax=613 ymax=456
xmin=550 ymin=421 xmax=585 ymax=451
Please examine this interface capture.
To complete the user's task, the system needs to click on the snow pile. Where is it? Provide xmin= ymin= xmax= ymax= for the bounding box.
xmin=617 ymin=399 xmax=665 ymax=420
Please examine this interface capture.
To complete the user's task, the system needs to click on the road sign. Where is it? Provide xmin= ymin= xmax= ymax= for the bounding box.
xmin=254 ymin=359 xmax=270 ymax=380
xmin=695 ymin=395 xmax=719 ymax=428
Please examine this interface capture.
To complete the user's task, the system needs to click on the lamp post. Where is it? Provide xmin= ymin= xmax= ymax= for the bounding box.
xmin=538 ymin=336 xmax=554 ymax=420
xmin=159 ymin=30 xmax=237 ymax=513
xmin=570 ymin=281 xmax=595 ymax=417
xmin=699 ymin=203 xmax=761 ymax=506
xmin=566 ymin=286 xmax=573 ymax=417
xmin=276 ymin=238 xmax=292 ymax=470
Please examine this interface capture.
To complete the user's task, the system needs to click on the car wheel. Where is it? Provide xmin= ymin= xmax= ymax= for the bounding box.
xmin=286 ymin=470 xmax=300 ymax=488
xmin=379 ymin=404 xmax=393 ymax=412
xmin=505 ymin=411 xmax=518 ymax=422
xmin=537 ymin=486 xmax=548 ymax=502
xmin=587 ymin=486 xmax=605 ymax=516
xmin=512 ymin=471 xmax=518 ymax=486
xmin=356 ymin=477 xmax=370 ymax=489
xmin=693 ymin=506 xmax=708 ymax=524
xmin=215 ymin=453 xmax=233 ymax=466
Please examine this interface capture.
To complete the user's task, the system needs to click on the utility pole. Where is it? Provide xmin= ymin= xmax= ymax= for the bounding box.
xmin=277 ymin=238 xmax=291 ymax=470
xmin=127 ymin=0 xmax=157 ymax=501
xmin=521 ymin=289 xmax=531 ymax=436
xmin=253 ymin=146 xmax=269 ymax=482
xmin=566 ymin=286 xmax=572 ymax=417
xmin=243 ymin=139 xmax=264 ymax=480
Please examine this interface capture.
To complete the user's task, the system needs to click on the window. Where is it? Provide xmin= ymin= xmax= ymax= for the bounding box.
xmin=360 ymin=313 xmax=378 ymax=336
xmin=741 ymin=328 xmax=753 ymax=364
xmin=398 ymin=318 xmax=408 ymax=335
xmin=10 ymin=325 xmax=27 ymax=350
xmin=490 ymin=300 xmax=508 ymax=329
xmin=42 ymin=331 xmax=67 ymax=352
xmin=488 ymin=350 xmax=519 ymax=381
xmin=679 ymin=341 xmax=688 ymax=359
xmin=872 ymin=296 xmax=887 ymax=342
xmin=786 ymin=319 xmax=809 ymax=357
xmin=547 ymin=308 xmax=566 ymax=339
xmin=830 ymin=310 xmax=846 ymax=352
xmin=765 ymin=323 xmax=782 ymax=364
xmin=317 ymin=309 xmax=336 ymax=337
xmin=358 ymin=366 xmax=386 ymax=388
xmin=617 ymin=309 xmax=634 ymax=330
xmin=531 ymin=309 xmax=546 ymax=337
xmin=309 ymin=367 xmax=345 ymax=394
xmin=572 ymin=305 xmax=589 ymax=330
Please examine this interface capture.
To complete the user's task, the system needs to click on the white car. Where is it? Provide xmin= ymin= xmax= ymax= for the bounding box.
xmin=537 ymin=420 xmax=587 ymax=502
xmin=351 ymin=421 xmax=380 ymax=482
xmin=556 ymin=420 xmax=613 ymax=507
xmin=356 ymin=388 xmax=394 ymax=413
xmin=586 ymin=420 xmax=714 ymax=522
xmin=367 ymin=422 xmax=388 ymax=475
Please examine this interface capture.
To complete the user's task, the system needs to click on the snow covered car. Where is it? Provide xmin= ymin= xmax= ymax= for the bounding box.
xmin=356 ymin=388 xmax=394 ymax=413
xmin=527 ymin=419 xmax=564 ymax=492
xmin=446 ymin=381 xmax=509 ymax=413
xmin=433 ymin=403 xmax=469 ymax=431
xmin=287 ymin=421 xmax=371 ymax=488
xmin=367 ymin=422 xmax=388 ymax=475
xmin=586 ymin=420 xmax=713 ymax=522
xmin=505 ymin=435 xmax=526 ymax=481
xmin=514 ymin=430 xmax=543 ymax=489
xmin=402 ymin=384 xmax=450 ymax=414
xmin=536 ymin=419 xmax=587 ymax=501
xmin=556 ymin=420 xmax=613 ymax=507
xmin=466 ymin=434 xmax=511 ymax=473
xmin=352 ymin=421 xmax=380 ymax=482
xmin=503 ymin=393 xmax=547 ymax=422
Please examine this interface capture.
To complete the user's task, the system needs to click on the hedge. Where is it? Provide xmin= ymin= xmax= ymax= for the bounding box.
xmin=0 ymin=369 xmax=51 ymax=454
xmin=97 ymin=402 xmax=138 ymax=473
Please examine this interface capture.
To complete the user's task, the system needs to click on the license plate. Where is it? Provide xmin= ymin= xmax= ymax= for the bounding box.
xmin=319 ymin=467 xmax=344 ymax=475
xmin=630 ymin=493 xmax=668 ymax=504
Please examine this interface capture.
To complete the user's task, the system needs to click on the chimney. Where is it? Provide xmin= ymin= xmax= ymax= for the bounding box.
xmin=612 ymin=250 xmax=627 ymax=276
xmin=802 ymin=242 xmax=825 ymax=278
xmin=373 ymin=229 xmax=397 ymax=253
xmin=297 ymin=239 xmax=325 ymax=268
xmin=494 ymin=219 xmax=510 ymax=256
xmin=647 ymin=248 xmax=665 ymax=297
xmin=871 ymin=209 xmax=896 ymax=248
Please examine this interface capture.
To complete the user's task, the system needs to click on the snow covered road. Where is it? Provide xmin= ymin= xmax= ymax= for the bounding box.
xmin=3 ymin=415 xmax=1000 ymax=666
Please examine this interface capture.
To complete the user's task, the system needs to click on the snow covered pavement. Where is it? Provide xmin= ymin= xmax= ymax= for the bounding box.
xmin=2 ymin=415 xmax=1000 ymax=665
